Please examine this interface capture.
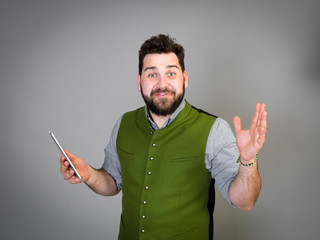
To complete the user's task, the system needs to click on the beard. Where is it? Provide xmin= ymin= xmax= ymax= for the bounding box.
xmin=140 ymin=83 xmax=185 ymax=116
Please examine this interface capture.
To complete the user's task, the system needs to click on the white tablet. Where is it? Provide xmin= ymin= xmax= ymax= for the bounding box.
xmin=49 ymin=131 xmax=82 ymax=180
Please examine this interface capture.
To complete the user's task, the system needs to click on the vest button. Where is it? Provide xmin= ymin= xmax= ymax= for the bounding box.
xmin=148 ymin=171 xmax=152 ymax=175
xmin=141 ymin=229 xmax=145 ymax=233
xmin=141 ymin=215 xmax=146 ymax=219
xmin=145 ymin=186 xmax=149 ymax=190
xmin=150 ymin=131 xmax=153 ymax=135
xmin=143 ymin=201 xmax=147 ymax=204
xmin=150 ymin=157 xmax=154 ymax=160
xmin=152 ymin=143 xmax=156 ymax=147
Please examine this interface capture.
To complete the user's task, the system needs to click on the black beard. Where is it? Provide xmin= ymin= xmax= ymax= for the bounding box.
xmin=141 ymin=85 xmax=185 ymax=116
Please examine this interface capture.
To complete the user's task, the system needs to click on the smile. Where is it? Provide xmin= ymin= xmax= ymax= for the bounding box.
xmin=155 ymin=92 xmax=170 ymax=97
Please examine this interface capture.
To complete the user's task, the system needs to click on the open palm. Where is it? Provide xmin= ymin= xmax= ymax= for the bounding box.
xmin=233 ymin=103 xmax=267 ymax=162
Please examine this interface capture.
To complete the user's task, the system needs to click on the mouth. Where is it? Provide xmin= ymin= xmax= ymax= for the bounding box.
xmin=155 ymin=92 xmax=170 ymax=97
xmin=152 ymin=88 xmax=175 ymax=97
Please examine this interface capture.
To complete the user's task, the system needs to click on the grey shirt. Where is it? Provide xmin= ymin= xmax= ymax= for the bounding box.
xmin=102 ymin=100 xmax=239 ymax=205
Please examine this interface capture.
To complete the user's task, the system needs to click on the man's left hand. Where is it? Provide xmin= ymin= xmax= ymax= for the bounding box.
xmin=233 ymin=103 xmax=267 ymax=163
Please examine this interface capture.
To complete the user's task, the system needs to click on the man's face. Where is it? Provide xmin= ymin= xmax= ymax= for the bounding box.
xmin=137 ymin=53 xmax=188 ymax=116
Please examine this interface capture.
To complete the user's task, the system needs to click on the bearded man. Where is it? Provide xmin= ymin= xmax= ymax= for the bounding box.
xmin=60 ymin=34 xmax=267 ymax=240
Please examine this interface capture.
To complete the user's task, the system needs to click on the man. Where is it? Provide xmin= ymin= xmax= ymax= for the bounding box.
xmin=60 ymin=34 xmax=267 ymax=240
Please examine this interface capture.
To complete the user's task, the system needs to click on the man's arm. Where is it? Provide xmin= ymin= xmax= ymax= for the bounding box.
xmin=60 ymin=149 xmax=119 ymax=196
xmin=229 ymin=159 xmax=261 ymax=211
xmin=229 ymin=103 xmax=267 ymax=211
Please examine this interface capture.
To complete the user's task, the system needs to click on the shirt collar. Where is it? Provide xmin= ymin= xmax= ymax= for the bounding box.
xmin=145 ymin=99 xmax=186 ymax=130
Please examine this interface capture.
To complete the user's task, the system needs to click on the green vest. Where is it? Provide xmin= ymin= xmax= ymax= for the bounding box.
xmin=116 ymin=101 xmax=216 ymax=240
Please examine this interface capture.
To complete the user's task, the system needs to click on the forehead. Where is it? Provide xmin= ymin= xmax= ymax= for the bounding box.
xmin=142 ymin=53 xmax=181 ymax=70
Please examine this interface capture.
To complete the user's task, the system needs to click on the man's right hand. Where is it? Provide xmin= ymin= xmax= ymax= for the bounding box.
xmin=60 ymin=149 xmax=90 ymax=184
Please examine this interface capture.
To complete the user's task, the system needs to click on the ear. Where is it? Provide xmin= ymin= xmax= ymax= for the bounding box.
xmin=137 ymin=74 xmax=141 ymax=92
xmin=183 ymin=71 xmax=188 ymax=89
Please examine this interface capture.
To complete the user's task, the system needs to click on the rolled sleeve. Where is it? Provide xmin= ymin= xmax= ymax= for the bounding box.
xmin=205 ymin=118 xmax=240 ymax=206
xmin=102 ymin=115 xmax=123 ymax=190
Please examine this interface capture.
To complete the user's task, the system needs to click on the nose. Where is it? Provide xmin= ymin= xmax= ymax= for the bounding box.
xmin=157 ymin=75 xmax=168 ymax=89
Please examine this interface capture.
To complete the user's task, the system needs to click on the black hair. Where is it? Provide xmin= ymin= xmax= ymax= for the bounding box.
xmin=138 ymin=34 xmax=185 ymax=75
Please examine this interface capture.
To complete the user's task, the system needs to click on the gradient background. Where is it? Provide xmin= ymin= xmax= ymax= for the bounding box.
xmin=1 ymin=0 xmax=320 ymax=239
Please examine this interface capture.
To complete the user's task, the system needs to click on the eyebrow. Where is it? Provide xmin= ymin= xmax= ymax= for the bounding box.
xmin=167 ymin=65 xmax=179 ymax=69
xmin=144 ymin=65 xmax=180 ymax=72
xmin=144 ymin=66 xmax=156 ymax=72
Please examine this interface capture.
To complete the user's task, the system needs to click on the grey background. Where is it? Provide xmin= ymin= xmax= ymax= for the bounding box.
xmin=1 ymin=0 xmax=319 ymax=239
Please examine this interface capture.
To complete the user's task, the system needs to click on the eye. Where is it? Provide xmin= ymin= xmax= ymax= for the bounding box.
xmin=148 ymin=73 xmax=157 ymax=78
xmin=168 ymin=72 xmax=176 ymax=77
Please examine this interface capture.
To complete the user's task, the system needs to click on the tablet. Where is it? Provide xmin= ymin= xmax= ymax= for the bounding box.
xmin=49 ymin=131 xmax=82 ymax=180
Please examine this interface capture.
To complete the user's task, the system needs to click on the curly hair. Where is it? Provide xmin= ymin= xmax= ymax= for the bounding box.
xmin=138 ymin=34 xmax=185 ymax=75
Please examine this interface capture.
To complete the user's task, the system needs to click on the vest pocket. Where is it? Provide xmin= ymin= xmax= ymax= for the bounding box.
xmin=117 ymin=147 xmax=134 ymax=158
xmin=117 ymin=148 xmax=136 ymax=181
xmin=170 ymin=156 xmax=198 ymax=162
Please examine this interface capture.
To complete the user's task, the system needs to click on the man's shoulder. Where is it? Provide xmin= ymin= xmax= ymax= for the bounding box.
xmin=189 ymin=104 xmax=218 ymax=119
xmin=123 ymin=106 xmax=145 ymax=117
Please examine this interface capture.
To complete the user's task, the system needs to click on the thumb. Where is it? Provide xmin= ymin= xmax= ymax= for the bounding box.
xmin=63 ymin=149 xmax=76 ymax=160
xmin=233 ymin=116 xmax=242 ymax=134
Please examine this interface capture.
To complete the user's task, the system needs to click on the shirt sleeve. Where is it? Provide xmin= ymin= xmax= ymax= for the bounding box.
xmin=102 ymin=115 xmax=123 ymax=190
xmin=205 ymin=117 xmax=240 ymax=206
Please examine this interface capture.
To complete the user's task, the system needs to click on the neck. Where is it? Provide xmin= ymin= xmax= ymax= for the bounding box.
xmin=149 ymin=110 xmax=171 ymax=129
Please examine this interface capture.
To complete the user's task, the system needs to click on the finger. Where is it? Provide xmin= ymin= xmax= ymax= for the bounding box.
xmin=257 ymin=103 xmax=265 ymax=126
xmin=68 ymin=167 xmax=74 ymax=176
xmin=60 ymin=156 xmax=69 ymax=174
xmin=256 ymin=106 xmax=267 ymax=146
xmin=233 ymin=116 xmax=242 ymax=134
xmin=60 ymin=154 xmax=66 ymax=161
xmin=60 ymin=149 xmax=79 ymax=166
xmin=251 ymin=103 xmax=260 ymax=130
xmin=63 ymin=149 xmax=75 ymax=159
xmin=259 ymin=106 xmax=266 ymax=122
xmin=60 ymin=157 xmax=74 ymax=178
xmin=254 ymin=103 xmax=267 ymax=132
xmin=60 ymin=155 xmax=66 ymax=165
xmin=254 ymin=103 xmax=266 ymax=130
xmin=64 ymin=167 xmax=75 ymax=180
xmin=260 ymin=105 xmax=267 ymax=128
xmin=68 ymin=176 xmax=82 ymax=184
xmin=258 ymin=110 xmax=267 ymax=136
xmin=60 ymin=155 xmax=69 ymax=167
xmin=63 ymin=149 xmax=80 ymax=167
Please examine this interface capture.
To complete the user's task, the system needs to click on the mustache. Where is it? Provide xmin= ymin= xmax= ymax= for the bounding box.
xmin=151 ymin=88 xmax=175 ymax=96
